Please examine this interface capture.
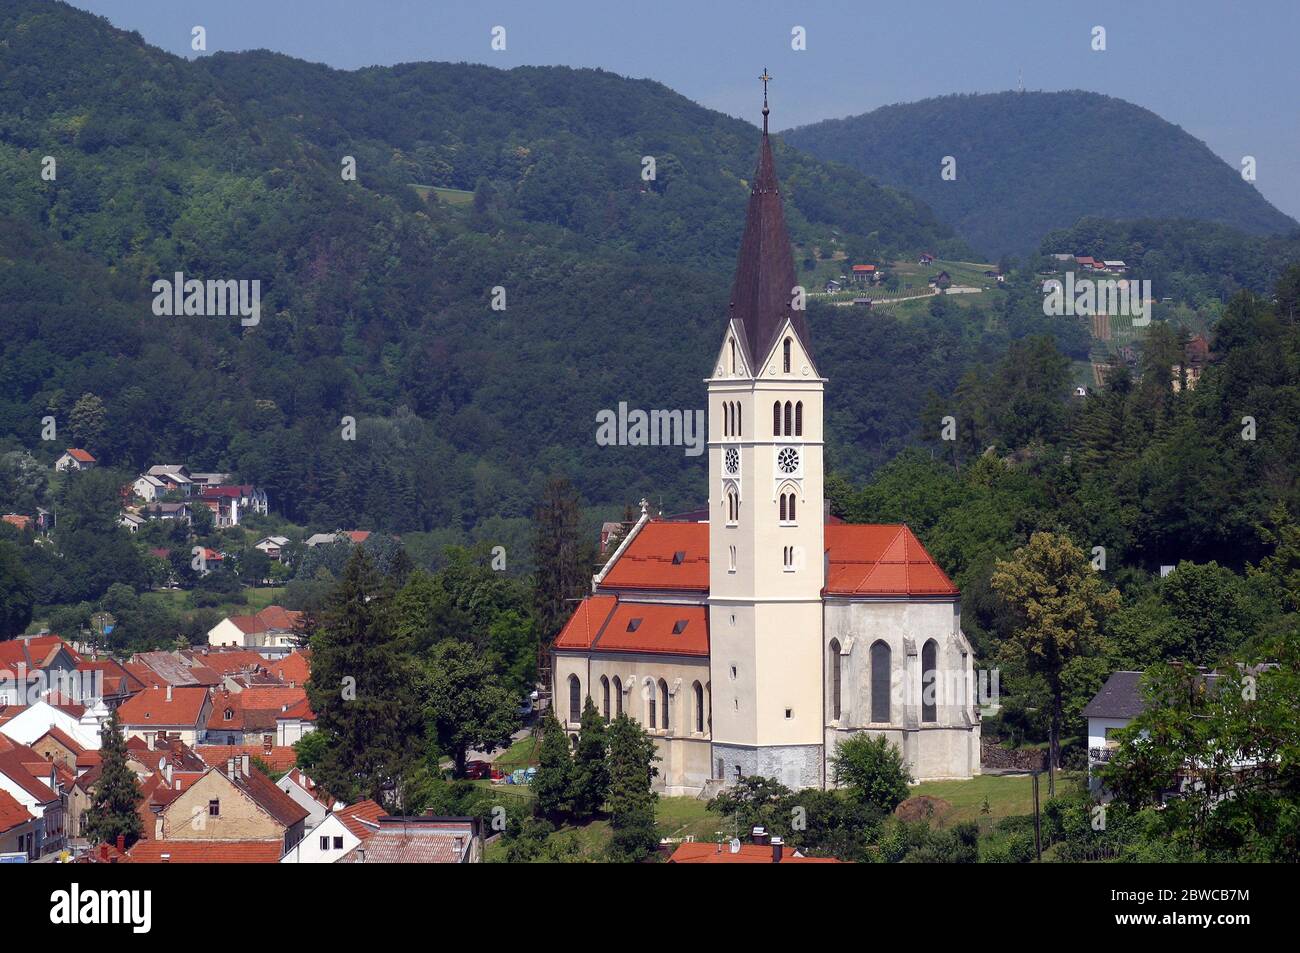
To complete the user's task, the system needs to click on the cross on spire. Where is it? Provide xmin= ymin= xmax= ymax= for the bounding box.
xmin=760 ymin=68 xmax=771 ymax=133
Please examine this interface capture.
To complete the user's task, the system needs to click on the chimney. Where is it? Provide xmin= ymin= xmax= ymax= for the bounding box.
xmin=241 ymin=754 xmax=250 ymax=777
xmin=750 ymin=825 xmax=768 ymax=846
xmin=227 ymin=756 xmax=236 ymax=777
xmin=154 ymin=816 xmax=164 ymax=839
xmin=771 ymin=836 xmax=784 ymax=863
xmin=263 ymin=738 xmax=273 ymax=755
xmin=165 ymin=684 xmax=173 ymax=702
xmin=116 ymin=834 xmax=125 ymax=853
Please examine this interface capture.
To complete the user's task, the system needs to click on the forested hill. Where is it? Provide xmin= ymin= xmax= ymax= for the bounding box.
xmin=0 ymin=0 xmax=981 ymax=544
xmin=23 ymin=0 xmax=1286 ymax=566
xmin=785 ymin=91 xmax=1298 ymax=258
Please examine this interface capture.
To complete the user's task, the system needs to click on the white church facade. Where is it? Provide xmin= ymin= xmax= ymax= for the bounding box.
xmin=551 ymin=94 xmax=980 ymax=795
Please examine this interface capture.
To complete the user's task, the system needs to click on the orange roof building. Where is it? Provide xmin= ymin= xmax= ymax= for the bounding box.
xmin=551 ymin=91 xmax=980 ymax=798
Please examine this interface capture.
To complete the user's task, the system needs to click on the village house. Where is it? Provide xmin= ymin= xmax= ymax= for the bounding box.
xmin=116 ymin=685 xmax=212 ymax=748
xmin=338 ymin=814 xmax=482 ymax=864
xmin=139 ymin=501 xmax=192 ymax=525
xmin=145 ymin=464 xmax=194 ymax=497
xmin=198 ymin=484 xmax=269 ymax=527
xmin=206 ymin=605 xmax=304 ymax=652
xmin=0 ymin=736 xmax=67 ymax=857
xmin=0 ymin=789 xmax=38 ymax=860
xmin=255 ymin=535 xmax=291 ymax=560
xmin=279 ymin=798 xmax=383 ymax=864
xmin=54 ymin=449 xmax=96 ymax=472
xmin=131 ymin=474 xmax=168 ymax=501
xmin=151 ymin=755 xmax=308 ymax=855
xmin=850 ymin=263 xmax=877 ymax=286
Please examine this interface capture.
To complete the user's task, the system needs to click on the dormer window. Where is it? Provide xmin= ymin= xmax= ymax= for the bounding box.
xmin=224 ymin=708 xmax=234 ymax=720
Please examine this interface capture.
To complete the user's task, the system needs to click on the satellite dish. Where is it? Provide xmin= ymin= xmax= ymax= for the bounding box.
xmin=728 ymin=838 xmax=741 ymax=854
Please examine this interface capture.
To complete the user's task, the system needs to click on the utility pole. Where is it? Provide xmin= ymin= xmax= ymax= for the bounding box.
xmin=1032 ymin=769 xmax=1042 ymax=862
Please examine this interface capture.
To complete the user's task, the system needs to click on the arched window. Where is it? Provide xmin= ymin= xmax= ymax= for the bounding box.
xmin=922 ymin=639 xmax=938 ymax=723
xmin=693 ymin=681 xmax=704 ymax=732
xmin=722 ymin=402 xmax=729 ymax=437
xmin=870 ymin=641 xmax=891 ymax=723
xmin=780 ymin=494 xmax=787 ymax=522
xmin=784 ymin=401 xmax=792 ymax=436
xmin=659 ymin=679 xmax=670 ymax=731
xmin=783 ymin=337 xmax=792 ymax=373
xmin=613 ymin=676 xmax=623 ymax=716
xmin=829 ymin=640 xmax=842 ymax=720
xmin=729 ymin=339 xmax=736 ymax=374
xmin=795 ymin=401 xmax=803 ymax=436
xmin=728 ymin=545 xmax=737 ymax=571
xmin=783 ymin=546 xmax=794 ymax=570
xmin=736 ymin=403 xmax=741 ymax=436
xmin=568 ymin=674 xmax=581 ymax=723
xmin=647 ymin=680 xmax=656 ymax=728
xmin=773 ymin=401 xmax=782 ymax=436
xmin=788 ymin=493 xmax=796 ymax=522
xmin=600 ymin=675 xmax=610 ymax=720
xmin=726 ymin=486 xmax=739 ymax=525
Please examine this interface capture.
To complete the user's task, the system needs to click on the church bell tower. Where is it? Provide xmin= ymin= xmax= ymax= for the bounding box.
xmin=707 ymin=72 xmax=826 ymax=789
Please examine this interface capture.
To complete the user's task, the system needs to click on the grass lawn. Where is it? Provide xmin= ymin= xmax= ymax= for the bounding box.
xmin=139 ymin=584 xmax=286 ymax=619
xmin=911 ymin=771 xmax=1081 ymax=827
xmin=484 ymin=794 xmax=717 ymax=862
xmin=493 ymin=732 xmax=541 ymax=770
xmin=410 ymin=184 xmax=474 ymax=206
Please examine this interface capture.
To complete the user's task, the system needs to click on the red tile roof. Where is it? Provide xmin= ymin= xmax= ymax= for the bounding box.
xmin=0 ymin=790 xmax=34 ymax=834
xmin=335 ymin=798 xmax=385 ymax=840
xmin=116 ymin=686 xmax=209 ymax=728
xmin=65 ymin=448 xmax=95 ymax=463
xmin=599 ymin=523 xmax=710 ymax=591
xmin=668 ymin=842 xmax=841 ymax=863
xmin=226 ymin=605 xmax=302 ymax=635
xmin=554 ymin=597 xmax=708 ymax=657
xmin=824 ymin=524 xmax=957 ymax=596
xmin=0 ymin=635 xmax=80 ymax=670
xmin=0 ymin=746 xmax=57 ymax=802
xmin=851 ymin=264 xmax=876 ymax=272
xmin=35 ymin=725 xmax=85 ymax=756
xmin=195 ymin=744 xmax=299 ymax=774
xmin=269 ymin=651 xmax=310 ymax=686
xmin=597 ymin=520 xmax=955 ymax=598
xmin=127 ymin=840 xmax=282 ymax=863
xmin=553 ymin=595 xmax=618 ymax=651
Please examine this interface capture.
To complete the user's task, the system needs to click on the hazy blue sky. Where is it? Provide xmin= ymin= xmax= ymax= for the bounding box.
xmin=70 ymin=0 xmax=1299 ymax=219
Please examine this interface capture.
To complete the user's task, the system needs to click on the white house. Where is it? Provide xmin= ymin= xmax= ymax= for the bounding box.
xmin=1083 ymin=671 xmax=1146 ymax=789
xmin=279 ymin=799 xmax=381 ymax=864
xmin=255 ymin=536 xmax=290 ymax=560
xmin=54 ymin=449 xmax=95 ymax=472
xmin=0 ymin=699 xmax=104 ymax=752
xmin=119 ymin=511 xmax=146 ymax=533
xmin=146 ymin=465 xmax=193 ymax=497
xmin=132 ymin=474 xmax=168 ymax=501
xmin=0 ymin=748 xmax=64 ymax=857
xmin=275 ymin=769 xmax=333 ymax=831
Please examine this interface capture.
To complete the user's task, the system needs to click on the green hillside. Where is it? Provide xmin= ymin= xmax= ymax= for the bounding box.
xmin=785 ymin=90 xmax=1298 ymax=258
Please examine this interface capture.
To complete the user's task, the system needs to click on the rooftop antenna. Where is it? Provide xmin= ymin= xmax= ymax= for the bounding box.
xmin=1017 ymin=67 xmax=1024 ymax=94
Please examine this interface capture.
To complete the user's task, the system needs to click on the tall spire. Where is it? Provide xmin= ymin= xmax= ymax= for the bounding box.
xmin=725 ymin=70 xmax=814 ymax=370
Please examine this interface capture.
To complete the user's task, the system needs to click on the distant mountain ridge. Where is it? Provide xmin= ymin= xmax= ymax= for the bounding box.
xmin=784 ymin=90 xmax=1298 ymax=258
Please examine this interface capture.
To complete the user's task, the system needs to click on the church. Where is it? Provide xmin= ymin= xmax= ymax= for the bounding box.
xmin=552 ymin=85 xmax=980 ymax=795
